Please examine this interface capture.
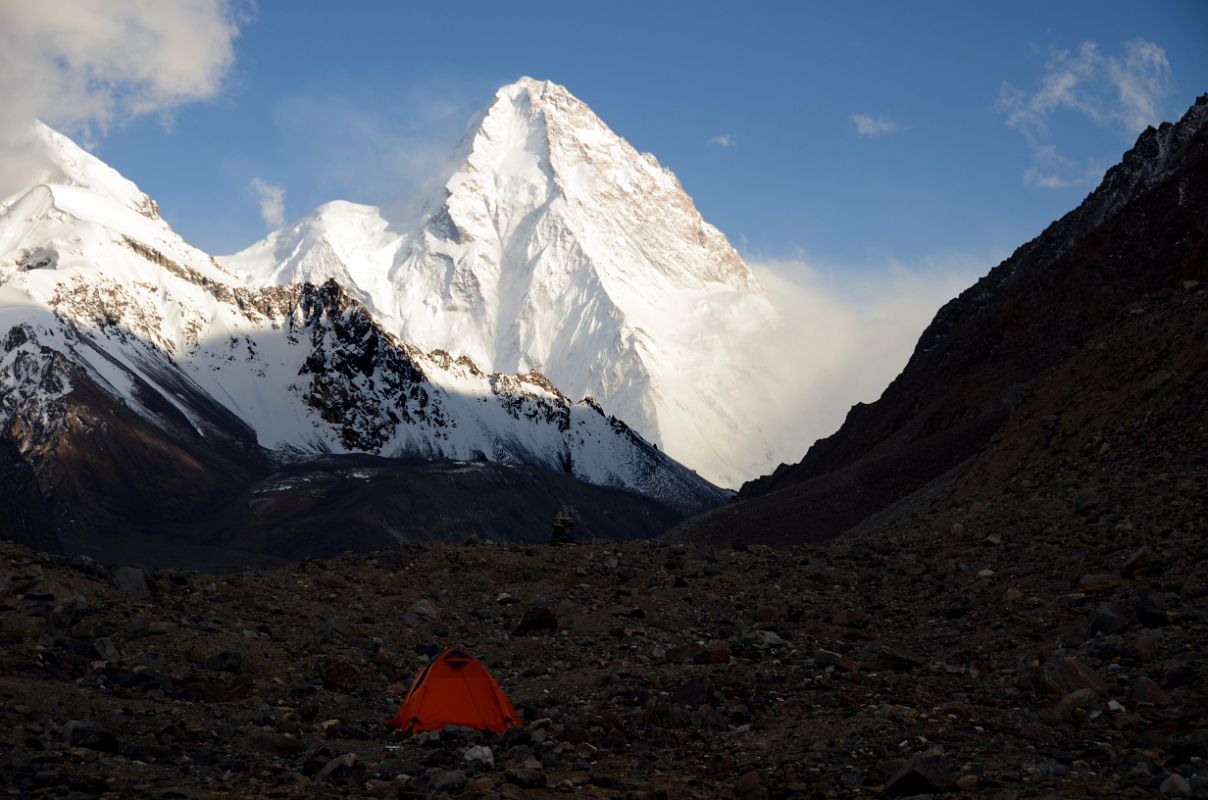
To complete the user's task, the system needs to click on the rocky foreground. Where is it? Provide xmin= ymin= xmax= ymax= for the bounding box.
xmin=1 ymin=489 xmax=1205 ymax=800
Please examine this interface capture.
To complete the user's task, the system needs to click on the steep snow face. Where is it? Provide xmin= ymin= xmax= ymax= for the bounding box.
xmin=226 ymin=78 xmax=781 ymax=487
xmin=0 ymin=127 xmax=724 ymax=514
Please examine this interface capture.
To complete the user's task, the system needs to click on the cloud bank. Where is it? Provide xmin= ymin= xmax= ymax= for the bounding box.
xmin=734 ymin=253 xmax=988 ymax=476
xmin=999 ymin=39 xmax=1170 ymax=190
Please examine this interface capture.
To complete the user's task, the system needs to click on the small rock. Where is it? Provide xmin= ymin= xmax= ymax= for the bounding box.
xmin=753 ymin=630 xmax=785 ymax=646
xmin=65 ymin=722 xmax=119 ymax=753
xmin=316 ymin=616 xmax=352 ymax=641
xmin=694 ymin=642 xmax=732 ymax=664
xmin=314 ymin=655 xmax=359 ymax=690
xmin=1143 ymin=371 xmax=1173 ymax=396
xmin=884 ymin=755 xmax=952 ymax=797
xmin=316 ymin=753 xmax=363 ymax=787
xmin=734 ymin=770 xmax=767 ymax=799
xmin=667 ymin=643 xmax=704 ymax=662
xmin=92 ymin=636 xmax=121 ymax=663
xmin=431 ymin=769 xmax=467 ymax=794
xmin=1058 ymin=688 xmax=1099 ymax=711
xmin=1161 ymin=773 xmax=1191 ymax=798
xmin=876 ymin=648 xmax=924 ymax=673
xmin=110 ymin=566 xmax=151 ymax=599
xmin=955 ymin=774 xmax=979 ymax=790
xmin=204 ymin=650 xmax=243 ymax=673
xmin=673 ymin=679 xmax=715 ymax=706
xmin=505 ymin=768 xmax=547 ymax=788
xmin=513 ymin=607 xmax=557 ymax=635
xmin=1137 ymin=596 xmax=1179 ymax=628
xmin=403 ymin=599 xmax=439 ymax=626
xmin=1131 ymin=676 xmax=1171 ymax=705
xmin=1121 ymin=546 xmax=1160 ymax=578
xmin=250 ymin=732 xmax=306 ymax=756
xmin=817 ymin=648 xmax=860 ymax=673
xmin=833 ymin=609 xmax=869 ymax=629
xmin=1039 ymin=657 xmax=1109 ymax=695
xmin=463 ymin=745 xmax=494 ymax=770
xmin=588 ymin=765 xmax=629 ymax=790
xmin=603 ymin=727 xmax=628 ymax=749
xmin=1079 ymin=573 xmax=1123 ymax=593
xmin=1087 ymin=603 xmax=1130 ymax=636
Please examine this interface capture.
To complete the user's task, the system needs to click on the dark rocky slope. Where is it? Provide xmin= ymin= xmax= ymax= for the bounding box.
xmin=673 ymin=94 xmax=1208 ymax=546
xmin=1 ymin=482 xmax=1204 ymax=798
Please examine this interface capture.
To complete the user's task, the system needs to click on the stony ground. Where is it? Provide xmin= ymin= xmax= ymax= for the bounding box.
xmin=1 ymin=485 xmax=1205 ymax=800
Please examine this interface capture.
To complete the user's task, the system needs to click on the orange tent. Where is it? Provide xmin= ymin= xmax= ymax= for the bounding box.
xmin=386 ymin=647 xmax=520 ymax=734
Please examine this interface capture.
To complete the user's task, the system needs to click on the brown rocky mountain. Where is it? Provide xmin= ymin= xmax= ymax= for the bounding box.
xmin=672 ymin=93 xmax=1208 ymax=546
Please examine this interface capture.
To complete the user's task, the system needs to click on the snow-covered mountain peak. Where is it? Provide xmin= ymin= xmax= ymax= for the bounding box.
xmin=445 ymin=77 xmax=755 ymax=291
xmin=224 ymin=78 xmax=782 ymax=487
xmin=2 ymin=121 xmax=161 ymax=220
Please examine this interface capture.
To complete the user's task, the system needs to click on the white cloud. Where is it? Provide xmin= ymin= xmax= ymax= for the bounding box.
xmin=0 ymin=1 xmax=241 ymax=139
xmin=0 ymin=1 xmax=241 ymax=200
xmin=733 ymin=251 xmax=992 ymax=469
xmin=250 ymin=178 xmax=286 ymax=228
xmin=851 ymin=113 xmax=900 ymax=137
xmin=999 ymin=39 xmax=1170 ymax=188
xmin=708 ymin=134 xmax=736 ymax=148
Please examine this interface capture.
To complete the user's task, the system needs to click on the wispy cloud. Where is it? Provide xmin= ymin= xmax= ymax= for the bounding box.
xmin=249 ymin=178 xmax=285 ymax=228
xmin=267 ymin=79 xmax=488 ymax=231
xmin=1022 ymin=144 xmax=1105 ymax=190
xmin=851 ymin=113 xmax=901 ymax=137
xmin=708 ymin=134 xmax=736 ymax=149
xmin=998 ymin=39 xmax=1170 ymax=189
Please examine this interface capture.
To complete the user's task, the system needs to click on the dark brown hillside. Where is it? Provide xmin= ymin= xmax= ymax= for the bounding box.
xmin=673 ymin=94 xmax=1208 ymax=545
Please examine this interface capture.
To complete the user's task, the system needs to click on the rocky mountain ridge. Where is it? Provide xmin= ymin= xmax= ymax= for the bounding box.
xmin=674 ymin=93 xmax=1208 ymax=545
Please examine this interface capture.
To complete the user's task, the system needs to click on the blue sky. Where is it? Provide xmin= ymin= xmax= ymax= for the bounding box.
xmin=10 ymin=2 xmax=1208 ymax=277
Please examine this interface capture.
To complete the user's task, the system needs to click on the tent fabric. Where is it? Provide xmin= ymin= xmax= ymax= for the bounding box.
xmin=386 ymin=647 xmax=520 ymax=734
